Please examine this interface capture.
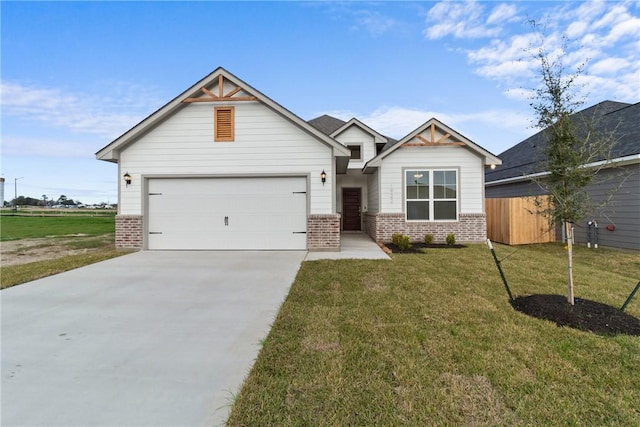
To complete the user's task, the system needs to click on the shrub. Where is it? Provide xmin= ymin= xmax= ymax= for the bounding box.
xmin=396 ymin=235 xmax=412 ymax=252
xmin=392 ymin=233 xmax=412 ymax=252
xmin=424 ymin=234 xmax=434 ymax=245
xmin=446 ymin=233 xmax=456 ymax=245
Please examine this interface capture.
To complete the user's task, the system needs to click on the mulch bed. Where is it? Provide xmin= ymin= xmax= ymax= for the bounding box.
xmin=384 ymin=242 xmax=466 ymax=253
xmin=512 ymin=294 xmax=640 ymax=336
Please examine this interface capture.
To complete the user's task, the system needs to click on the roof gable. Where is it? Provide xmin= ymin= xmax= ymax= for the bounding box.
xmin=330 ymin=118 xmax=388 ymax=144
xmin=364 ymin=117 xmax=501 ymax=171
xmin=96 ymin=68 xmax=350 ymax=161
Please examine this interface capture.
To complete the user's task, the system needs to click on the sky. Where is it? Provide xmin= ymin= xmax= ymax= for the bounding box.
xmin=1 ymin=1 xmax=638 ymax=205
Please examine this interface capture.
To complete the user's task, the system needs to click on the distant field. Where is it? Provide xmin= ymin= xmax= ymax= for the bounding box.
xmin=0 ymin=216 xmax=115 ymax=241
xmin=0 ymin=208 xmax=116 ymax=216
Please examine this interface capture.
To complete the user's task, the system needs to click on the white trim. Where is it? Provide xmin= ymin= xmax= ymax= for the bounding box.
xmin=346 ymin=143 xmax=363 ymax=161
xmin=404 ymin=168 xmax=459 ymax=222
xmin=364 ymin=117 xmax=502 ymax=172
xmin=331 ymin=118 xmax=388 ymax=144
xmin=486 ymin=154 xmax=640 ymax=187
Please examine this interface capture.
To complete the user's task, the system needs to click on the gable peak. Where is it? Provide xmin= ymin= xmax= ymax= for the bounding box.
xmin=403 ymin=122 xmax=466 ymax=147
xmin=183 ymin=73 xmax=256 ymax=103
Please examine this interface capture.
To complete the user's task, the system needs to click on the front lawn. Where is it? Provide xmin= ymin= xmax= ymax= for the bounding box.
xmin=0 ymin=215 xmax=115 ymax=241
xmin=0 ymin=215 xmax=126 ymax=289
xmin=227 ymin=243 xmax=640 ymax=426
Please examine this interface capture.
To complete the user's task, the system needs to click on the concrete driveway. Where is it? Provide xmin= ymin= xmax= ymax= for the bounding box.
xmin=1 ymin=250 xmax=306 ymax=427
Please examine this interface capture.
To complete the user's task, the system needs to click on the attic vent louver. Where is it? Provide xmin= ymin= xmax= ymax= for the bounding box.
xmin=215 ymin=107 xmax=235 ymax=141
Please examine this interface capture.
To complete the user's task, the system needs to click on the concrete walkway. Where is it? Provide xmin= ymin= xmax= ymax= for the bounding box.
xmin=305 ymin=233 xmax=390 ymax=260
xmin=1 ymin=251 xmax=306 ymax=427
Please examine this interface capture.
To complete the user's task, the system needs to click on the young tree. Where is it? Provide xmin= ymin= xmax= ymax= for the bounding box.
xmin=528 ymin=24 xmax=619 ymax=305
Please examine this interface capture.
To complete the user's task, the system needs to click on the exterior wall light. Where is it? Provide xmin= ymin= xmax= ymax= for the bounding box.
xmin=321 ymin=170 xmax=327 ymax=186
xmin=124 ymin=172 xmax=132 ymax=187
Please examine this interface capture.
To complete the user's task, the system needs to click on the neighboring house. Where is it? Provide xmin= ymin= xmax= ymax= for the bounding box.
xmin=485 ymin=101 xmax=640 ymax=251
xmin=96 ymin=67 xmax=501 ymax=251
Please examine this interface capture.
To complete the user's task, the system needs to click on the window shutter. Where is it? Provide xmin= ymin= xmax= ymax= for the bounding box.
xmin=215 ymin=107 xmax=234 ymax=141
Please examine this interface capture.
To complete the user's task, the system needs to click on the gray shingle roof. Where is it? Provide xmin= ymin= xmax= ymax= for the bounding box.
xmin=307 ymin=115 xmax=347 ymax=136
xmin=486 ymin=100 xmax=640 ymax=183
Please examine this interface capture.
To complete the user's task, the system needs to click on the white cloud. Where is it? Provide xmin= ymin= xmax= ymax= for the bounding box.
xmin=602 ymin=14 xmax=640 ymax=45
xmin=487 ymin=3 xmax=518 ymax=25
xmin=425 ymin=1 xmax=503 ymax=39
xmin=425 ymin=1 xmax=640 ymax=107
xmin=1 ymin=135 xmax=98 ymax=158
xmin=1 ymin=81 xmax=161 ymax=139
xmin=424 ymin=1 xmax=519 ymax=39
xmin=504 ymin=87 xmax=536 ymax=101
xmin=589 ymin=57 xmax=631 ymax=75
xmin=566 ymin=21 xmax=588 ymax=38
xmin=321 ymin=105 xmax=532 ymax=150
xmin=314 ymin=3 xmax=398 ymax=37
xmin=353 ymin=10 xmax=397 ymax=36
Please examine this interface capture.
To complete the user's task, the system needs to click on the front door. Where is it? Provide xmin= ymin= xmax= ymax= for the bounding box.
xmin=342 ymin=188 xmax=361 ymax=231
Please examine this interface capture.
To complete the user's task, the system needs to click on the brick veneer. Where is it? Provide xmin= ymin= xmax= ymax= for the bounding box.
xmin=115 ymin=215 xmax=143 ymax=250
xmin=364 ymin=212 xmax=486 ymax=243
xmin=307 ymin=214 xmax=341 ymax=251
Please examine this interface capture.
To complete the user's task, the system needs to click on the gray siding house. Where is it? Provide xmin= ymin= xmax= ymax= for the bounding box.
xmin=485 ymin=101 xmax=640 ymax=251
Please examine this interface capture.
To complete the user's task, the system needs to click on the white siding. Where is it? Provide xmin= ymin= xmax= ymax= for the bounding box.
xmin=334 ymin=126 xmax=376 ymax=168
xmin=379 ymin=145 xmax=485 ymax=214
xmin=367 ymin=170 xmax=380 ymax=214
xmin=119 ymin=101 xmax=333 ymax=215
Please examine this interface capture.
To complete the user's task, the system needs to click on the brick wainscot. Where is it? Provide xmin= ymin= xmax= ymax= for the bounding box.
xmin=115 ymin=215 xmax=143 ymax=249
xmin=365 ymin=213 xmax=486 ymax=243
xmin=307 ymin=214 xmax=341 ymax=251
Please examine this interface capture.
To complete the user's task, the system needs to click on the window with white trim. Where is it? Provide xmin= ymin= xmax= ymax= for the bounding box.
xmin=405 ymin=170 xmax=457 ymax=221
xmin=347 ymin=144 xmax=362 ymax=160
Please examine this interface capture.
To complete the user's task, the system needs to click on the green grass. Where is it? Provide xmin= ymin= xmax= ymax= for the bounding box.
xmin=0 ymin=216 xmax=115 ymax=241
xmin=227 ymin=243 xmax=640 ymax=426
xmin=1 ymin=249 xmax=128 ymax=290
xmin=0 ymin=208 xmax=116 ymax=216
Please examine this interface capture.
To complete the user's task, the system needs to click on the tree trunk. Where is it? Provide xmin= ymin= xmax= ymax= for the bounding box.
xmin=565 ymin=221 xmax=575 ymax=305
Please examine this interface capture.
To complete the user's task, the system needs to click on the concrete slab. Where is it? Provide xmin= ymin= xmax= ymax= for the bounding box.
xmin=1 ymin=250 xmax=306 ymax=427
xmin=305 ymin=233 xmax=390 ymax=260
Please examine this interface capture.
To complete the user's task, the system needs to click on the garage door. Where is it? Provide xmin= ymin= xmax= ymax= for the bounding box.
xmin=147 ymin=177 xmax=307 ymax=250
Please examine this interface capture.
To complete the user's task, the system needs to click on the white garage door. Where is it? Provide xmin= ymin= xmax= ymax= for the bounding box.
xmin=147 ymin=177 xmax=307 ymax=250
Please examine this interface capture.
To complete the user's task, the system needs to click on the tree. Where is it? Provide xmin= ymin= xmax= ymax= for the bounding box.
xmin=528 ymin=24 xmax=619 ymax=305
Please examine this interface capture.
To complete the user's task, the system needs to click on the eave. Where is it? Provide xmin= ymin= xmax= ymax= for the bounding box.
xmin=485 ymin=154 xmax=640 ymax=187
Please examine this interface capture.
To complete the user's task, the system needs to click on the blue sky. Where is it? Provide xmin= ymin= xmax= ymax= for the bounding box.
xmin=1 ymin=1 xmax=638 ymax=204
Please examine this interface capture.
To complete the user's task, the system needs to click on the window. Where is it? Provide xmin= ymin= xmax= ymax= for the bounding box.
xmin=405 ymin=170 xmax=457 ymax=221
xmin=214 ymin=106 xmax=234 ymax=141
xmin=347 ymin=145 xmax=362 ymax=160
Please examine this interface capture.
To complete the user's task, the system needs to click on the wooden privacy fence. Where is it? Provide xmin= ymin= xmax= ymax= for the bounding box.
xmin=486 ymin=196 xmax=555 ymax=245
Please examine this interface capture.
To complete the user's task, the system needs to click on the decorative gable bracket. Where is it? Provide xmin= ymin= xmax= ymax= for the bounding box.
xmin=183 ymin=75 xmax=257 ymax=103
xmin=403 ymin=123 xmax=466 ymax=147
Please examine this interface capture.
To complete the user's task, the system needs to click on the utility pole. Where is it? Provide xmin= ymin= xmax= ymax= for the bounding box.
xmin=14 ymin=177 xmax=23 ymax=212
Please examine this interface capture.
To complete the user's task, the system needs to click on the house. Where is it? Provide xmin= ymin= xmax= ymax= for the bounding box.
xmin=485 ymin=101 xmax=640 ymax=251
xmin=96 ymin=67 xmax=501 ymax=251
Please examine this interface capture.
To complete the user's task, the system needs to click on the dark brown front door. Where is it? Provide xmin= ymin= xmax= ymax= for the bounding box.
xmin=342 ymin=188 xmax=361 ymax=231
